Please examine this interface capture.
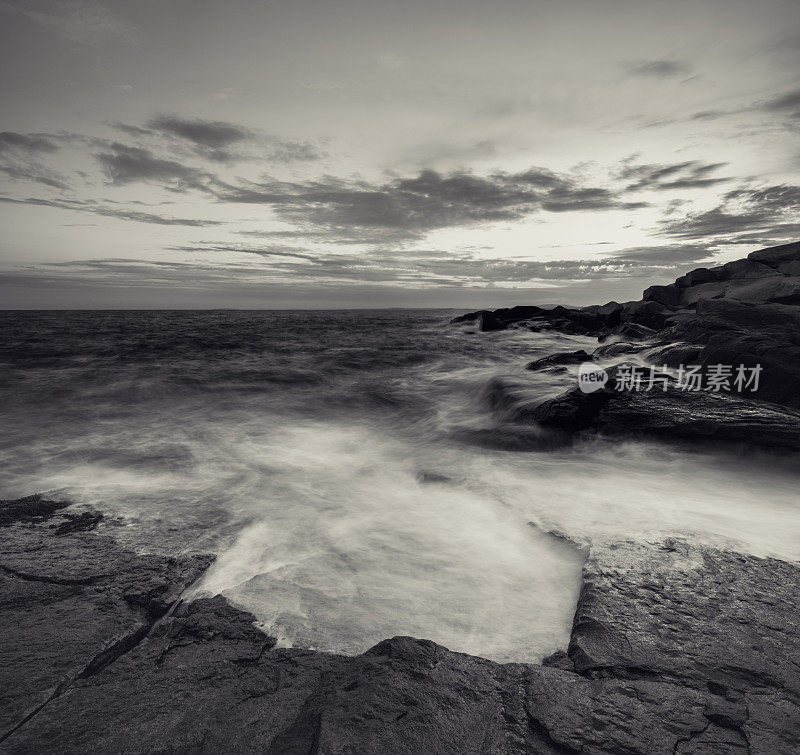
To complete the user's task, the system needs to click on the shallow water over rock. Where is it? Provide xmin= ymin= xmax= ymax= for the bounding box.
xmin=2 ymin=310 xmax=799 ymax=662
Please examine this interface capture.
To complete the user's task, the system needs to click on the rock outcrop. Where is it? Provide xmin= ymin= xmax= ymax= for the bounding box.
xmin=518 ymin=368 xmax=800 ymax=449
xmin=0 ymin=496 xmax=213 ymax=745
xmin=643 ymin=242 xmax=800 ymax=308
xmin=1 ymin=498 xmax=797 ymax=753
xmin=457 ymin=240 xmax=800 ymax=449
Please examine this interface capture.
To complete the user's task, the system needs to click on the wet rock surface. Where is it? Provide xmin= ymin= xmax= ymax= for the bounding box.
xmin=525 ymin=375 xmax=800 ymax=449
xmin=525 ymin=349 xmax=592 ymax=371
xmin=0 ymin=496 xmax=213 ymax=745
xmin=457 ymin=240 xmax=800 ymax=449
xmin=1 ymin=499 xmax=797 ymax=754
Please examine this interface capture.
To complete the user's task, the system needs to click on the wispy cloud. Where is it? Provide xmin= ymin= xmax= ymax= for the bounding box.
xmin=615 ymin=157 xmax=731 ymax=191
xmin=658 ymin=183 xmax=800 ymax=244
xmin=0 ymin=195 xmax=223 ymax=226
xmin=762 ymin=89 xmax=800 ymax=118
xmin=624 ymin=59 xmax=691 ymax=78
xmin=0 ymin=0 xmax=136 ymax=47
xmin=93 ymin=143 xmax=212 ymax=189
xmin=0 ymin=131 xmax=59 ymax=153
xmin=112 ymin=115 xmax=325 ymax=165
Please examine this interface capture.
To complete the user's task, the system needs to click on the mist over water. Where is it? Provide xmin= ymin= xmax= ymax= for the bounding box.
xmin=2 ymin=310 xmax=799 ymax=662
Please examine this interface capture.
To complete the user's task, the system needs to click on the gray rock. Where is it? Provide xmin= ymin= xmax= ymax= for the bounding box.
xmin=592 ymin=341 xmax=651 ymax=358
xmin=1 ymin=502 xmax=798 ymax=754
xmin=748 ymin=240 xmax=800 ymax=265
xmin=598 ymin=321 xmax=657 ymax=343
xmin=620 ymin=300 xmax=674 ymax=329
xmin=727 ymin=275 xmax=800 ymax=305
xmin=526 ymin=349 xmax=592 ymax=371
xmin=717 ymin=258 xmax=781 ymax=280
xmin=526 ymin=371 xmax=800 ymax=449
xmin=479 ymin=312 xmax=507 ymax=331
xmin=646 ymin=342 xmax=704 ymax=367
xmin=570 ymin=539 xmax=800 ymax=753
xmin=0 ymin=504 xmax=213 ymax=743
xmin=595 ymin=300 xmax=624 ymax=326
xmin=643 ymin=283 xmax=683 ymax=307
xmin=665 ymin=299 xmax=800 ymax=408
xmin=0 ymin=494 xmax=68 ymax=528
xmin=675 ymin=267 xmax=719 ymax=287
xmin=4 ymin=511 xmax=799 ymax=754
xmin=776 ymin=260 xmax=800 ymax=276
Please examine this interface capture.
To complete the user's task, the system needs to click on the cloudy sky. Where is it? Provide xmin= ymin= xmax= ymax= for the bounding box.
xmin=1 ymin=0 xmax=799 ymax=308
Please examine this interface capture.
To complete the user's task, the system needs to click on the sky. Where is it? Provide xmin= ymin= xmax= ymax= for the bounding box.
xmin=1 ymin=0 xmax=799 ymax=309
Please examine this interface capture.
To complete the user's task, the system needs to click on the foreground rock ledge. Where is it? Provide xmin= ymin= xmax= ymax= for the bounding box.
xmin=1 ymin=497 xmax=798 ymax=754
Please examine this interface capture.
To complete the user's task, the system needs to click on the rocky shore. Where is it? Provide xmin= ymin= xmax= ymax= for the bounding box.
xmin=462 ymin=240 xmax=800 ymax=452
xmin=2 ymin=242 xmax=800 ymax=753
xmin=1 ymin=493 xmax=798 ymax=754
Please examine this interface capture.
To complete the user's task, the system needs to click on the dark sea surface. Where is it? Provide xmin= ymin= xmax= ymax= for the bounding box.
xmin=2 ymin=310 xmax=799 ymax=661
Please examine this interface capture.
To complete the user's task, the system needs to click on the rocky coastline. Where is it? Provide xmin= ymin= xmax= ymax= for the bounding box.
xmin=1 ymin=493 xmax=797 ymax=753
xmin=461 ymin=240 xmax=800 ymax=452
xmin=2 ymin=241 xmax=800 ymax=753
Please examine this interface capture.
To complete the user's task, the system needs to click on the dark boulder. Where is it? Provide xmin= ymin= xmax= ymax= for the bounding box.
xmin=777 ymin=260 xmax=800 ymax=276
xmin=595 ymin=388 xmax=800 ymax=449
xmin=664 ymin=299 xmax=800 ymax=408
xmin=620 ymin=300 xmax=674 ymax=330
xmin=696 ymin=296 xmax=800 ymax=331
xmin=592 ymin=341 xmax=651 ymax=358
xmin=595 ymin=300 xmax=624 ymax=326
xmin=748 ymin=240 xmax=800 ymax=265
xmin=526 ymin=364 xmax=800 ymax=450
xmin=675 ymin=266 xmax=719 ymax=287
xmin=479 ymin=312 xmax=506 ymax=331
xmin=726 ymin=274 xmax=800 ymax=305
xmin=526 ymin=349 xmax=592 ymax=371
xmin=449 ymin=310 xmax=485 ymax=324
xmin=598 ymin=321 xmax=657 ymax=342
xmin=717 ymin=258 xmax=780 ymax=280
xmin=645 ymin=342 xmax=703 ymax=368
xmin=452 ymin=304 xmax=604 ymax=336
xmin=642 ymin=283 xmax=683 ymax=307
xmin=0 ymin=494 xmax=68 ymax=527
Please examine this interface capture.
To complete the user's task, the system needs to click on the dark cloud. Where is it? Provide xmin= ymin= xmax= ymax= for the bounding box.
xmin=146 ymin=115 xmax=252 ymax=149
xmin=762 ymin=89 xmax=800 ymax=117
xmin=93 ymin=142 xmax=211 ymax=188
xmin=0 ymin=164 xmax=70 ymax=189
xmin=113 ymin=116 xmax=324 ymax=164
xmin=110 ymin=122 xmax=154 ymax=138
xmin=615 ymin=157 xmax=731 ymax=191
xmin=658 ymin=183 xmax=800 ymax=244
xmin=265 ymin=140 xmax=324 ymax=163
xmin=624 ymin=60 xmax=690 ymax=78
xmin=0 ymin=130 xmax=70 ymax=189
xmin=0 ymin=195 xmax=222 ymax=226
xmin=216 ymin=167 xmax=649 ymax=242
xmin=0 ymin=131 xmax=59 ymax=153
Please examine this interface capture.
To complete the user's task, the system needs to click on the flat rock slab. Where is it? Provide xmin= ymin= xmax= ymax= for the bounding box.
xmin=0 ymin=496 xmax=212 ymax=743
xmin=1 ymin=496 xmax=798 ymax=753
xmin=569 ymin=539 xmax=800 ymax=754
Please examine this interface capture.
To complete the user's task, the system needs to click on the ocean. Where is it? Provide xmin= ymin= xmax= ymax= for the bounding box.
xmin=2 ymin=310 xmax=799 ymax=663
